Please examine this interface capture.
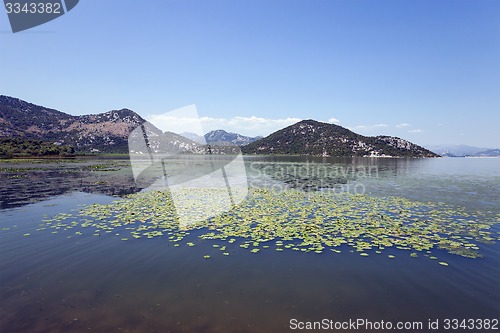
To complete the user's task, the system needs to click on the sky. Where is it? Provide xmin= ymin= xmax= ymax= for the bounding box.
xmin=1 ymin=0 xmax=499 ymax=147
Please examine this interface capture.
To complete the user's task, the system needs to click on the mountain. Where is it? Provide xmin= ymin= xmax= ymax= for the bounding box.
xmin=241 ymin=119 xmax=439 ymax=157
xmin=0 ymin=95 xmax=146 ymax=153
xmin=425 ymin=145 xmax=488 ymax=157
xmin=178 ymin=130 xmax=261 ymax=146
xmin=0 ymin=95 xmax=202 ymax=154
xmin=204 ymin=130 xmax=261 ymax=146
xmin=471 ymin=149 xmax=500 ymax=157
xmin=0 ymin=95 xmax=73 ymax=137
xmin=179 ymin=132 xmax=205 ymax=144
xmin=0 ymin=95 xmax=243 ymax=155
xmin=0 ymin=96 xmax=439 ymax=157
xmin=425 ymin=145 xmax=500 ymax=157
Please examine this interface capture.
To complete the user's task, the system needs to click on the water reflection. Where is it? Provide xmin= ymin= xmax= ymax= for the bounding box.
xmin=2 ymin=157 xmax=500 ymax=213
xmin=0 ymin=160 xmax=139 ymax=209
xmin=0 ymin=158 xmax=499 ymax=332
xmin=243 ymin=156 xmax=428 ymax=192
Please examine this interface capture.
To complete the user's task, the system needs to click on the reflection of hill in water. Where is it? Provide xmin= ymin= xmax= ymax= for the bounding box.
xmin=244 ymin=156 xmax=421 ymax=192
xmin=0 ymin=160 xmax=140 ymax=209
xmin=247 ymin=162 xmax=350 ymax=191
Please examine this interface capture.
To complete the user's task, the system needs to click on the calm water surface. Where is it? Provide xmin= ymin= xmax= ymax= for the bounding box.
xmin=0 ymin=157 xmax=499 ymax=332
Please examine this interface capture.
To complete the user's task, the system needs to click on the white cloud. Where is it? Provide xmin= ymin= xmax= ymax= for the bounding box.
xmin=327 ymin=117 xmax=340 ymax=123
xmin=145 ymin=113 xmax=301 ymax=137
xmin=409 ymin=129 xmax=423 ymax=133
xmin=354 ymin=123 xmax=388 ymax=131
xmin=396 ymin=123 xmax=411 ymax=128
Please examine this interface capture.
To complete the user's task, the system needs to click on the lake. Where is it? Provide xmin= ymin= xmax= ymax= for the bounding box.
xmin=0 ymin=157 xmax=499 ymax=332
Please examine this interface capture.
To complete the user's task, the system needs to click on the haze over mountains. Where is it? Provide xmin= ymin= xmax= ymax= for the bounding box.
xmin=425 ymin=145 xmax=500 ymax=157
xmin=1 ymin=95 xmax=495 ymax=158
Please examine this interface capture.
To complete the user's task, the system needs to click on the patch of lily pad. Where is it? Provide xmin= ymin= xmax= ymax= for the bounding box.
xmin=37 ymin=188 xmax=500 ymax=261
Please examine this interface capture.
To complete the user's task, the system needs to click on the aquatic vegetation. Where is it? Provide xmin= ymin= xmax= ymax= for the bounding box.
xmin=35 ymin=188 xmax=500 ymax=262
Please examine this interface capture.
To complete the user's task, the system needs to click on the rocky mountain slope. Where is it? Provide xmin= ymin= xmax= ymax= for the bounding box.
xmin=242 ymin=119 xmax=439 ymax=157
xmin=0 ymin=95 xmax=151 ymax=153
xmin=0 ymin=95 xmax=243 ymax=155
xmin=0 ymin=95 xmax=218 ymax=154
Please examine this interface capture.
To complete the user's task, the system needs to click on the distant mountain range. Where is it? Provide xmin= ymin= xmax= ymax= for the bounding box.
xmin=472 ymin=149 xmax=500 ymax=157
xmin=242 ymin=119 xmax=438 ymax=157
xmin=425 ymin=145 xmax=500 ymax=157
xmin=179 ymin=130 xmax=261 ymax=146
xmin=1 ymin=95 xmax=440 ymax=157
xmin=178 ymin=132 xmax=205 ymax=144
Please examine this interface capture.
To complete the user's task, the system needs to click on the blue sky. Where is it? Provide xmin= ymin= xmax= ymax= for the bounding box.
xmin=1 ymin=0 xmax=499 ymax=147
